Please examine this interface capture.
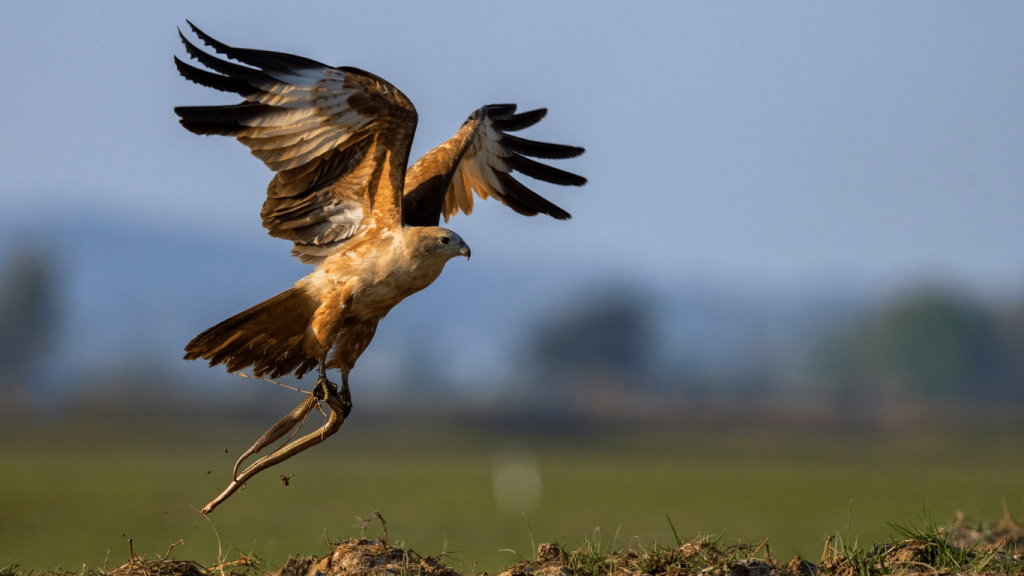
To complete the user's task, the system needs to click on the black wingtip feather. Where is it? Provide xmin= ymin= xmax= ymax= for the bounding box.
xmin=492 ymin=108 xmax=547 ymax=132
xmin=187 ymin=21 xmax=331 ymax=73
xmin=175 ymin=102 xmax=278 ymax=135
xmin=508 ymin=154 xmax=588 ymax=187
xmin=503 ymin=134 xmax=585 ymax=160
xmin=174 ymin=56 xmax=256 ymax=96
xmin=179 ymin=27 xmax=277 ymax=87
xmin=493 ymin=171 xmax=572 ymax=220
xmin=482 ymin=103 xmax=518 ymax=118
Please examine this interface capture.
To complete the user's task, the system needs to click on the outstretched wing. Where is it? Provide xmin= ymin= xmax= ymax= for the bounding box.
xmin=402 ymin=104 xmax=586 ymax=227
xmin=174 ymin=21 xmax=417 ymax=264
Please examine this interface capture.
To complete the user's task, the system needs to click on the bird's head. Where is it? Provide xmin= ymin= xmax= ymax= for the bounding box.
xmin=410 ymin=227 xmax=471 ymax=261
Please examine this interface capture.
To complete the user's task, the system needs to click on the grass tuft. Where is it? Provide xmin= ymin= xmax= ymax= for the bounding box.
xmin=505 ymin=510 xmax=1024 ymax=576
xmin=814 ymin=505 xmax=1024 ymax=576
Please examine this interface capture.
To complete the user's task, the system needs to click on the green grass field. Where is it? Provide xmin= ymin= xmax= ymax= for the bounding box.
xmin=2 ymin=415 xmax=1022 ymax=575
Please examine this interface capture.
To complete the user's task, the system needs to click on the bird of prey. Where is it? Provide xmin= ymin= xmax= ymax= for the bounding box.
xmin=174 ymin=22 xmax=586 ymax=513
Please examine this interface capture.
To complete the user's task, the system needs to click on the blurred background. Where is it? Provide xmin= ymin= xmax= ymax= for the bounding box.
xmin=1 ymin=1 xmax=1023 ymax=574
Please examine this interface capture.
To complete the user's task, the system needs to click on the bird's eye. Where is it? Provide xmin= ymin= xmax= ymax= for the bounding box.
xmin=440 ymin=236 xmax=451 ymax=245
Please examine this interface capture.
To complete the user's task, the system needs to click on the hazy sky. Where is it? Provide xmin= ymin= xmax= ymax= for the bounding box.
xmin=3 ymin=1 xmax=1023 ymax=295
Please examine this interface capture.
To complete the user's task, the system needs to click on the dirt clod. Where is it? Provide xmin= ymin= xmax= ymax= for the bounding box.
xmin=274 ymin=556 xmax=318 ymax=576
xmin=269 ymin=538 xmax=457 ymax=576
xmin=786 ymin=557 xmax=816 ymax=576
xmin=538 ymin=543 xmax=562 ymax=564
xmin=883 ymin=541 xmax=932 ymax=571
xmin=727 ymin=559 xmax=775 ymax=576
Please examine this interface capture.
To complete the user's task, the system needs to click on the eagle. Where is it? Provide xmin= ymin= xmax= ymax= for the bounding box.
xmin=173 ymin=22 xmax=586 ymax=513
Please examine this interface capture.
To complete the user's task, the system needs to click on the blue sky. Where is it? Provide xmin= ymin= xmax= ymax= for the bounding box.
xmin=3 ymin=1 xmax=1024 ymax=295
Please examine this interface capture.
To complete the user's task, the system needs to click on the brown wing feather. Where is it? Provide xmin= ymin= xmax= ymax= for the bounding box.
xmin=175 ymin=23 xmax=417 ymax=261
xmin=184 ymin=287 xmax=320 ymax=379
xmin=402 ymin=104 xmax=586 ymax=226
xmin=261 ymin=141 xmax=375 ymax=263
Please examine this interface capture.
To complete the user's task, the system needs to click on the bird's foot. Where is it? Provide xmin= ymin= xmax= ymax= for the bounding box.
xmin=313 ymin=373 xmax=337 ymax=401
xmin=313 ymin=371 xmax=351 ymax=418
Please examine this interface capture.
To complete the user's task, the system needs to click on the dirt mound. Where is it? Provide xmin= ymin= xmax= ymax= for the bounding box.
xmin=269 ymin=538 xmax=457 ymax=576
xmin=6 ymin=514 xmax=1024 ymax=576
xmin=494 ymin=540 xmax=813 ymax=576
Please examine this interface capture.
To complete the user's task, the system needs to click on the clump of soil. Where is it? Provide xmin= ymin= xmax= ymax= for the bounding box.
xmin=108 ymin=559 xmax=207 ymax=576
xmin=269 ymin=538 xmax=457 ymax=576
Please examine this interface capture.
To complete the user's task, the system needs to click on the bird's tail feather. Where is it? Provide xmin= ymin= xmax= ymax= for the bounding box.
xmin=184 ymin=286 xmax=319 ymax=379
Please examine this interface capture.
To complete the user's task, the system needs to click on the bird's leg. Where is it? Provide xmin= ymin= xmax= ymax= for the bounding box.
xmin=313 ymin=359 xmax=337 ymax=400
xmin=202 ymin=360 xmax=352 ymax=515
xmin=337 ymin=368 xmax=353 ymax=419
xmin=341 ymin=376 xmax=352 ymax=418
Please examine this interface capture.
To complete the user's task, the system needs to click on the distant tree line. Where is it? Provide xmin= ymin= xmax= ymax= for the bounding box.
xmin=0 ymin=249 xmax=61 ymax=392
xmin=524 ymin=283 xmax=1024 ymax=405
xmin=814 ymin=292 xmax=1024 ymax=400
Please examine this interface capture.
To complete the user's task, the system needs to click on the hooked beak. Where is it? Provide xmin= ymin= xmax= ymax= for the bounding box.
xmin=459 ymin=242 xmax=471 ymax=261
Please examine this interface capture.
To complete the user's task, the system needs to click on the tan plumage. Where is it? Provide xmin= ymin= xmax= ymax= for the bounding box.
xmin=184 ymin=286 xmax=319 ymax=378
xmin=173 ymin=22 xmax=585 ymax=513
